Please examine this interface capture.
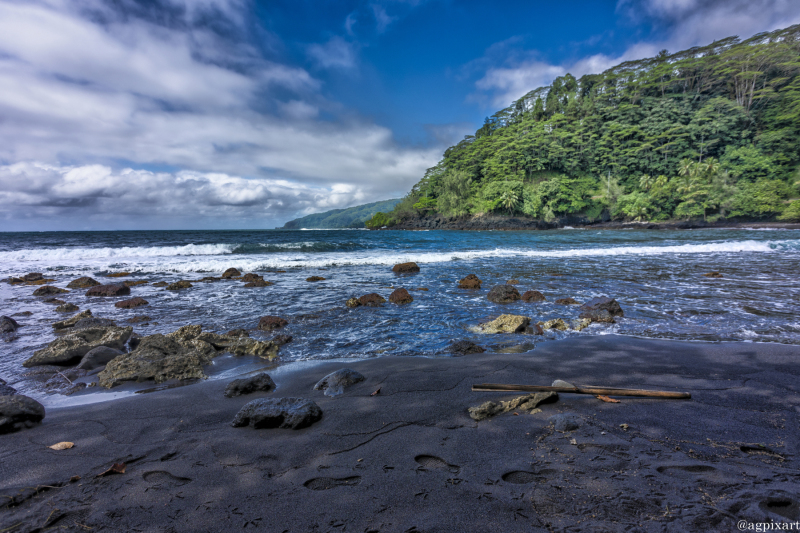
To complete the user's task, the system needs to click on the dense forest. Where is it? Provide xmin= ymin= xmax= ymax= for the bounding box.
xmin=283 ymin=198 xmax=400 ymax=229
xmin=368 ymin=25 xmax=800 ymax=228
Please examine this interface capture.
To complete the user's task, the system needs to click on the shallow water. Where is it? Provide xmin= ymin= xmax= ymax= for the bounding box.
xmin=2 ymin=227 xmax=799 ymax=402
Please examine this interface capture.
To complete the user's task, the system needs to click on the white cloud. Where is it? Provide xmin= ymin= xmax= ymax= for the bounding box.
xmin=307 ymin=36 xmax=358 ymax=70
xmin=474 ymin=0 xmax=800 ymax=107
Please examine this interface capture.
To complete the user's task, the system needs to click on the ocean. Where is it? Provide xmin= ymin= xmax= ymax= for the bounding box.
xmin=2 ymin=227 xmax=799 ymax=403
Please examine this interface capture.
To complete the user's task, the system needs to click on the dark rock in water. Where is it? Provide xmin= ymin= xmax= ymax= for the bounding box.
xmin=115 ymin=297 xmax=149 ymax=309
xmin=555 ymin=297 xmax=580 ymax=305
xmin=549 ymin=413 xmax=582 ymax=432
xmin=67 ymin=276 xmax=100 ymax=289
xmin=358 ymin=293 xmax=386 ymax=307
xmin=225 ymin=328 xmax=249 ymax=338
xmin=244 ymin=279 xmax=272 ymax=288
xmin=507 ymin=279 xmax=520 ymax=285
xmin=73 ymin=317 xmax=117 ymax=330
xmin=53 ymin=310 xmax=92 ymax=330
xmin=703 ymin=271 xmax=723 ymax=278
xmin=12 ymin=311 xmax=32 ymax=317
xmin=21 ymin=273 xmax=44 ymax=282
xmin=487 ymin=284 xmax=521 ymax=304
xmin=231 ymin=397 xmax=322 ymax=429
xmin=43 ymin=298 xmax=66 ymax=305
xmin=222 ymin=268 xmax=241 ymax=279
xmin=579 ymin=296 xmax=624 ymax=317
xmin=449 ymin=340 xmax=485 ymax=355
xmin=0 ymin=378 xmax=16 ymax=396
xmin=241 ymin=273 xmax=263 ymax=283
xmin=76 ymin=346 xmax=124 ymax=371
xmin=195 ymin=277 xmax=219 ymax=283
xmin=579 ymin=309 xmax=616 ymax=323
xmin=224 ymin=373 xmax=276 ymax=398
xmin=522 ymin=290 xmax=546 ymax=302
xmin=86 ymin=284 xmax=130 ymax=297
xmin=523 ymin=324 xmax=545 ymax=335
xmin=0 ymin=395 xmax=45 ymax=433
xmin=389 ymin=288 xmax=413 ymax=304
xmin=258 ymin=316 xmax=288 ymax=331
xmin=24 ymin=326 xmax=132 ymax=367
xmin=128 ymin=315 xmax=151 ymax=324
xmin=106 ymin=272 xmax=130 ymax=278
xmin=128 ymin=332 xmax=142 ymax=350
xmin=123 ymin=280 xmax=149 ymax=287
xmin=1 ymin=316 xmax=20 ymax=333
xmin=33 ymin=285 xmax=69 ymax=296
xmin=345 ymin=297 xmax=360 ymax=308
xmin=271 ymin=334 xmax=292 ymax=346
xmin=166 ymin=280 xmax=192 ymax=290
xmin=458 ymin=274 xmax=482 ymax=289
xmin=55 ymin=303 xmax=79 ymax=313
xmin=392 ymin=262 xmax=420 ymax=273
xmin=314 ymin=368 xmax=365 ymax=397
xmin=152 ymin=281 xmax=168 ymax=287
xmin=98 ymin=333 xmax=217 ymax=388
xmin=306 ymin=276 xmax=325 ymax=282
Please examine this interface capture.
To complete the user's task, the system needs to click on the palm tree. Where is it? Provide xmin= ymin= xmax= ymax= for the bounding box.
xmin=639 ymin=174 xmax=654 ymax=190
xmin=499 ymin=190 xmax=519 ymax=215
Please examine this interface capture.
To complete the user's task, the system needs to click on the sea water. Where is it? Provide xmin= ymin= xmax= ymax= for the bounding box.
xmin=1 ymin=227 xmax=799 ymax=402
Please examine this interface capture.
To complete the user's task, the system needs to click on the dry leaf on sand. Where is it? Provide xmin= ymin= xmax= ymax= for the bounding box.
xmin=48 ymin=442 xmax=74 ymax=450
xmin=596 ymin=395 xmax=621 ymax=403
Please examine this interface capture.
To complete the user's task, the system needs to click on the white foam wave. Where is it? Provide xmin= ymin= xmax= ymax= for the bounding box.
xmin=0 ymin=243 xmax=235 ymax=262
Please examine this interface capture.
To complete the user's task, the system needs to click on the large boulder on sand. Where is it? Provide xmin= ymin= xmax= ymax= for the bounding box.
xmin=231 ymin=397 xmax=322 ymax=430
xmin=0 ymin=395 xmax=45 ymax=434
xmin=458 ymin=274 xmax=482 ymax=289
xmin=579 ymin=297 xmax=624 ymax=317
xmin=487 ymin=285 xmax=521 ymax=304
xmin=98 ymin=334 xmax=217 ymax=388
xmin=314 ymin=368 xmax=365 ymax=397
xmin=522 ymin=290 xmax=546 ymax=302
xmin=86 ymin=284 xmax=130 ymax=297
xmin=480 ymin=314 xmax=530 ymax=334
xmin=389 ymin=288 xmax=413 ymax=304
xmin=224 ymin=373 xmax=276 ymax=398
xmin=24 ymin=326 xmax=133 ymax=367
xmin=67 ymin=277 xmax=100 ymax=289
xmin=392 ymin=262 xmax=420 ymax=273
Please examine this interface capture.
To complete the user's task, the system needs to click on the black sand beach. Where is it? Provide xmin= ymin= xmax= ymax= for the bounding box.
xmin=2 ymin=335 xmax=799 ymax=532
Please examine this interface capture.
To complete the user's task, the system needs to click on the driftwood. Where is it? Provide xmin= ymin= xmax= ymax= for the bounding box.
xmin=472 ymin=383 xmax=691 ymax=399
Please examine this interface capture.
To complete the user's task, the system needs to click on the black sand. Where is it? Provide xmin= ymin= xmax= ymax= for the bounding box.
xmin=1 ymin=335 xmax=799 ymax=532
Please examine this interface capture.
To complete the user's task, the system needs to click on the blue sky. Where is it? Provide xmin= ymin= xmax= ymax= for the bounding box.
xmin=0 ymin=0 xmax=798 ymax=230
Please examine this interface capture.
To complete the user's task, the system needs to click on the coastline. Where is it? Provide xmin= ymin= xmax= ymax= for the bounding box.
xmin=2 ymin=335 xmax=798 ymax=531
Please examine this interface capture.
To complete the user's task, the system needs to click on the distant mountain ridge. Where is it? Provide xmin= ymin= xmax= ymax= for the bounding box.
xmin=282 ymin=199 xmax=401 ymax=229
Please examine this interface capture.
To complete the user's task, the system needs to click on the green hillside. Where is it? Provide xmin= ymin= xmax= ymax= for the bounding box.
xmin=370 ymin=25 xmax=800 ymax=228
xmin=282 ymin=199 xmax=402 ymax=229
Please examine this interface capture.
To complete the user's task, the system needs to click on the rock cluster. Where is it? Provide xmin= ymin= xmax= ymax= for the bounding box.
xmin=24 ymin=326 xmax=133 ymax=367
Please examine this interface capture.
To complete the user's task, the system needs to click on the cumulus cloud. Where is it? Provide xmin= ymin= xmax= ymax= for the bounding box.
xmin=308 ymin=36 xmax=358 ymax=70
xmin=475 ymin=0 xmax=800 ymax=107
xmin=0 ymin=0 xmax=440 ymax=229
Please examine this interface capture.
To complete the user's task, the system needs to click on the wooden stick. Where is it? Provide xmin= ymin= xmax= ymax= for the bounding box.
xmin=472 ymin=383 xmax=691 ymax=399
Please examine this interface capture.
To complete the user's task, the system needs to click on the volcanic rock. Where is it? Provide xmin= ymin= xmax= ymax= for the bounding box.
xmin=579 ymin=297 xmax=624 ymax=317
xmin=86 ymin=284 xmax=130 ymax=297
xmin=358 ymin=293 xmax=386 ymax=307
xmin=555 ymin=297 xmax=580 ymax=305
xmin=24 ymin=326 xmax=132 ymax=367
xmin=73 ymin=317 xmax=117 ymax=330
xmin=539 ymin=318 xmax=568 ymax=331
xmin=258 ymin=316 xmax=288 ymax=331
xmin=703 ymin=271 xmax=723 ymax=278
xmin=106 ymin=272 xmax=130 ymax=278
xmin=487 ymin=284 xmax=521 ymax=304
xmin=53 ymin=310 xmax=92 ymax=330
xmin=115 ymin=297 xmax=149 ymax=309
xmin=549 ymin=413 xmax=582 ymax=432
xmin=225 ymin=329 xmax=249 ymax=338
xmin=231 ymin=397 xmax=322 ymax=430
xmin=20 ymin=273 xmax=44 ymax=282
xmin=55 ymin=303 xmax=79 ymax=313
xmin=392 ymin=262 xmax=420 ymax=273
xmin=572 ymin=318 xmax=593 ymax=331
xmin=43 ymin=298 xmax=66 ymax=305
xmin=166 ymin=281 xmax=193 ymax=290
xmin=480 ymin=314 xmax=530 ymax=334
xmin=1 ymin=316 xmax=20 ymax=333
xmin=522 ymin=290 xmax=546 ymax=302
xmin=33 ymin=286 xmax=68 ymax=297
xmin=67 ymin=277 xmax=100 ymax=289
xmin=314 ymin=368 xmax=365 ymax=397
xmin=123 ymin=280 xmax=149 ymax=287
xmin=0 ymin=395 xmax=45 ymax=434
xmin=579 ymin=309 xmax=616 ymax=323
xmin=345 ymin=297 xmax=361 ymax=308
xmin=448 ymin=340 xmax=485 ymax=355
xmin=241 ymin=273 xmax=263 ymax=283
xmin=507 ymin=279 xmax=520 ymax=285
xmin=222 ymin=268 xmax=241 ymax=279
xmin=271 ymin=334 xmax=292 ymax=346
xmin=76 ymin=346 xmax=124 ymax=371
xmin=244 ymin=279 xmax=272 ymax=288
xmin=389 ymin=288 xmax=413 ymax=304
xmin=523 ymin=324 xmax=545 ymax=335
xmin=458 ymin=274 xmax=482 ymax=289
xmin=0 ymin=378 xmax=16 ymax=396
xmin=306 ymin=276 xmax=325 ymax=282
xmin=224 ymin=373 xmax=276 ymax=398
xmin=152 ymin=281 xmax=168 ymax=287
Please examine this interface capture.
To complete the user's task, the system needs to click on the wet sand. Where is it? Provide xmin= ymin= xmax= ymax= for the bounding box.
xmin=1 ymin=335 xmax=799 ymax=532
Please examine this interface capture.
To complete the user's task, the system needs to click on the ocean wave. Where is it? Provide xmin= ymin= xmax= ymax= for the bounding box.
xmin=0 ymin=243 xmax=236 ymax=262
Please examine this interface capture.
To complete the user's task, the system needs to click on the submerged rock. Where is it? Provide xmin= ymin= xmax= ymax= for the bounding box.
xmin=1 ymin=316 xmax=20 ymax=333
xmin=306 ymin=276 xmax=325 ymax=282
xmin=73 ymin=317 xmax=117 ymax=330
xmin=24 ymin=326 xmax=132 ymax=367
xmin=20 ymin=273 xmax=44 ymax=282
xmin=389 ymin=288 xmax=413 ymax=304
xmin=244 ymin=279 xmax=273 ymax=288
xmin=224 ymin=373 xmax=276 ymax=398
xmin=106 ymin=272 xmax=130 ymax=278
xmin=53 ymin=310 xmax=92 ymax=330
xmin=358 ymin=293 xmax=386 ymax=307
xmin=572 ymin=318 xmax=593 ymax=331
xmin=703 ymin=271 xmax=723 ymax=278
xmin=123 ymin=280 xmax=149 ymax=287
xmin=225 ymin=328 xmax=249 ymax=338
xmin=86 ymin=284 xmax=130 ymax=297
xmin=43 ymin=298 xmax=66 ymax=305
xmin=115 ymin=297 xmax=149 ymax=309
xmin=222 ymin=268 xmax=241 ymax=279
xmin=555 ymin=297 xmax=580 ymax=305
xmin=76 ymin=346 xmax=124 ymax=371
xmin=392 ymin=262 xmax=420 ymax=273
xmin=33 ymin=285 xmax=68 ymax=297
xmin=67 ymin=276 xmax=100 ymax=289
xmin=579 ymin=309 xmax=616 ymax=323
xmin=0 ymin=395 xmax=45 ymax=434
xmin=166 ymin=280 xmax=193 ymax=290
xmin=271 ymin=334 xmax=292 ymax=346
xmin=345 ymin=297 xmax=361 ymax=308
xmin=448 ymin=340 xmax=485 ymax=355
xmin=0 ymin=378 xmax=16 ymax=396
xmin=314 ymin=368 xmax=365 ymax=397
xmin=458 ymin=274 xmax=482 ymax=289
xmin=241 ymin=273 xmax=263 ymax=283
xmin=522 ymin=290 xmax=546 ymax=302
xmin=506 ymin=279 xmax=520 ymax=285
xmin=468 ymin=392 xmax=558 ymax=421
xmin=487 ymin=285 xmax=521 ymax=304
xmin=231 ymin=397 xmax=322 ymax=429
xmin=152 ymin=281 xmax=168 ymax=287
xmin=55 ymin=303 xmax=79 ymax=313
xmin=258 ymin=316 xmax=288 ymax=331
xmin=579 ymin=296 xmax=623 ymax=317
xmin=522 ymin=324 xmax=544 ymax=335
xmin=480 ymin=314 xmax=530 ymax=334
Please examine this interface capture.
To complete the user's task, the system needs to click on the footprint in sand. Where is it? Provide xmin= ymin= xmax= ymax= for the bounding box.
xmin=142 ymin=470 xmax=192 ymax=487
xmin=304 ymin=476 xmax=362 ymax=490
xmin=501 ymin=469 xmax=557 ymax=484
xmin=656 ymin=465 xmax=716 ymax=474
xmin=414 ymin=455 xmax=460 ymax=474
